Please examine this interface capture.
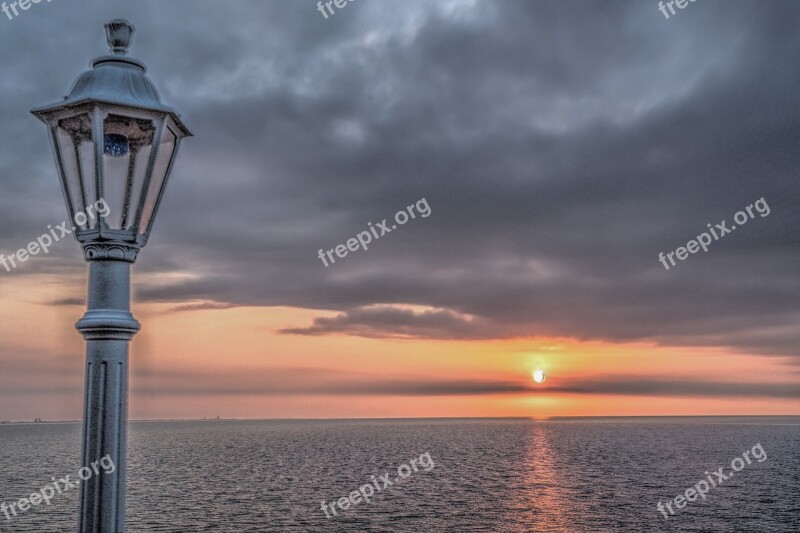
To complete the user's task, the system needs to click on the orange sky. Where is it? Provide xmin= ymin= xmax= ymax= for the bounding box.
xmin=1 ymin=273 xmax=798 ymax=421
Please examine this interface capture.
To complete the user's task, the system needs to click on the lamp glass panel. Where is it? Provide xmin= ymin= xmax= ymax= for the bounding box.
xmin=55 ymin=113 xmax=97 ymax=230
xmin=77 ymin=141 xmax=97 ymax=224
xmin=125 ymin=144 xmax=153 ymax=230
xmin=139 ymin=125 xmax=177 ymax=236
xmin=102 ymin=114 xmax=155 ymax=230
xmin=54 ymin=126 xmax=83 ymax=219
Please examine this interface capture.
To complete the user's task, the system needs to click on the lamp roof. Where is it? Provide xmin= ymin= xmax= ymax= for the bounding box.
xmin=31 ymin=19 xmax=191 ymax=137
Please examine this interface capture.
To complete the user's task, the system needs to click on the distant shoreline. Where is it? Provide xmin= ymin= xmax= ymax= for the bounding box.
xmin=2 ymin=414 xmax=799 ymax=425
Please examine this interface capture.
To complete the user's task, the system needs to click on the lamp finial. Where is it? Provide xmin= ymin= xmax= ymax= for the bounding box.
xmin=105 ymin=19 xmax=135 ymax=56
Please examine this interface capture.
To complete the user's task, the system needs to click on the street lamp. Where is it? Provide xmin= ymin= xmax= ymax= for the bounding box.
xmin=31 ymin=19 xmax=191 ymax=533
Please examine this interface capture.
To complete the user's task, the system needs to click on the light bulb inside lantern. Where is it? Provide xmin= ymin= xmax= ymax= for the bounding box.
xmin=104 ymin=133 xmax=129 ymax=157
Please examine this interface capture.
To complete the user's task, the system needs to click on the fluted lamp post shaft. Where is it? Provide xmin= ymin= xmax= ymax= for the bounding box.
xmin=76 ymin=260 xmax=139 ymax=531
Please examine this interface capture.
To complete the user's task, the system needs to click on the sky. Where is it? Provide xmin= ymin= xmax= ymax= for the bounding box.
xmin=0 ymin=0 xmax=799 ymax=420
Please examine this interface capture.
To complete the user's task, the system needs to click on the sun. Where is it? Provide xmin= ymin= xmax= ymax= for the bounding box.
xmin=532 ymin=369 xmax=546 ymax=383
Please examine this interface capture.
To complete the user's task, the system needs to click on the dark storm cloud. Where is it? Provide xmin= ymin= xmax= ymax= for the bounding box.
xmin=1 ymin=350 xmax=798 ymax=398
xmin=128 ymin=378 xmax=800 ymax=399
xmin=49 ymin=297 xmax=84 ymax=306
xmin=549 ymin=379 xmax=800 ymax=399
xmin=121 ymin=375 xmax=800 ymax=400
xmin=280 ymin=305 xmax=502 ymax=339
xmin=7 ymin=365 xmax=799 ymax=400
xmin=2 ymin=1 xmax=800 ymax=357
xmin=5 ymin=360 xmax=798 ymax=400
xmin=169 ymin=301 xmax=238 ymax=312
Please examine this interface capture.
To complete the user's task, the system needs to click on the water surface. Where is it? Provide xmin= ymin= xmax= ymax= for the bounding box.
xmin=1 ymin=417 xmax=798 ymax=532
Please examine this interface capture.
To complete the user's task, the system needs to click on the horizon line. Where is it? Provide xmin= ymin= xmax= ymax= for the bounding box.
xmin=3 ymin=414 xmax=800 ymax=424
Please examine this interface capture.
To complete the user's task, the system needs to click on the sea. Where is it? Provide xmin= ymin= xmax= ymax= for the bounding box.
xmin=0 ymin=417 xmax=798 ymax=532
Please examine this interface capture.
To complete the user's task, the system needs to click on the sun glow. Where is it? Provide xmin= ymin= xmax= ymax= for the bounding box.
xmin=533 ymin=369 xmax=546 ymax=383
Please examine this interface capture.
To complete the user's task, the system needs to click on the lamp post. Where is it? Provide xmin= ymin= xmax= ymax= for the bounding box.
xmin=31 ymin=19 xmax=191 ymax=533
